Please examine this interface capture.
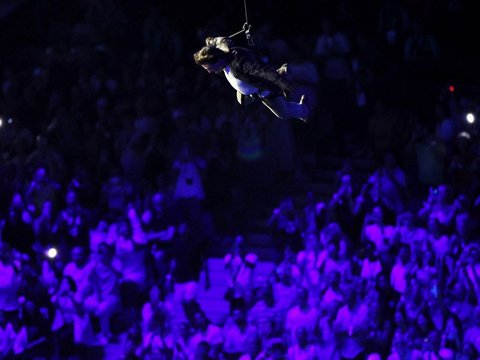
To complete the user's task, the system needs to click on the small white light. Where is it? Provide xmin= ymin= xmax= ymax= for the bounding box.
xmin=7 ymin=118 xmax=13 ymax=124
xmin=466 ymin=113 xmax=475 ymax=124
xmin=46 ymin=247 xmax=58 ymax=259
xmin=0 ymin=118 xmax=3 ymax=127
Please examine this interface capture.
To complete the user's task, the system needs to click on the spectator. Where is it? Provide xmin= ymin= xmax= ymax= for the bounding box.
xmin=287 ymin=326 xmax=318 ymax=359
xmin=367 ymin=152 xmax=408 ymax=220
xmin=222 ymin=309 xmax=255 ymax=359
xmin=101 ymin=168 xmax=134 ymax=220
xmin=417 ymin=184 xmax=457 ymax=229
xmin=172 ymin=145 xmax=206 ymax=209
xmin=358 ymin=241 xmax=383 ymax=281
xmin=173 ymin=321 xmax=194 ymax=360
xmin=111 ymin=216 xmax=148 ymax=312
xmin=53 ymin=189 xmax=90 ymax=257
xmin=0 ymin=243 xmax=21 ymax=317
xmin=50 ymin=275 xmax=95 ymax=357
xmin=390 ymin=244 xmax=411 ymax=295
xmin=0 ymin=309 xmax=15 ymax=357
xmin=33 ymin=200 xmax=56 ymax=249
xmin=361 ymin=206 xmax=395 ymax=264
xmin=190 ymin=311 xmax=223 ymax=359
xmin=328 ymin=173 xmax=356 ymax=238
xmin=426 ymin=215 xmax=450 ymax=259
xmin=267 ymin=196 xmax=302 ymax=256
xmin=1 ymin=192 xmax=35 ymax=255
xmin=333 ymin=283 xmax=370 ymax=359
xmin=223 ymin=235 xmax=257 ymax=312
xmin=462 ymin=306 xmax=480 ymax=353
xmin=247 ymin=283 xmax=277 ymax=330
xmin=141 ymin=285 xmax=172 ymax=340
xmin=296 ymin=231 xmax=323 ymax=296
xmin=140 ymin=192 xmax=175 ymax=241
xmin=63 ymin=246 xmax=95 ymax=303
xmin=25 ymin=166 xmax=61 ymax=216
xmin=285 ymin=287 xmax=319 ymax=343
xmin=170 ymin=221 xmax=208 ymax=309
xmin=84 ymin=242 xmax=120 ymax=344
xmin=141 ymin=308 xmax=174 ymax=359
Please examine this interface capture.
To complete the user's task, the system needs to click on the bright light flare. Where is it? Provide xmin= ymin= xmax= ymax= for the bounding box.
xmin=466 ymin=113 xmax=475 ymax=124
xmin=46 ymin=247 xmax=58 ymax=259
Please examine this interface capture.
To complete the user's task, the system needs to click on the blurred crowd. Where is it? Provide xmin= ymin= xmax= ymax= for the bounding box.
xmin=1 ymin=0 xmax=480 ymax=359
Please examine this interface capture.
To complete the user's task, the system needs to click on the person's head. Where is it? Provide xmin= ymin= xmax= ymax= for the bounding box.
xmin=427 ymin=215 xmax=443 ymax=234
xmin=232 ymin=308 xmax=246 ymax=326
xmin=423 ymin=249 xmax=435 ymax=267
xmin=296 ymin=287 xmax=309 ymax=308
xmin=0 ymin=242 xmax=11 ymax=264
xmin=343 ymin=284 xmax=358 ymax=307
xmin=97 ymin=242 xmax=114 ymax=264
xmin=267 ymin=340 xmax=285 ymax=360
xmin=177 ymin=221 xmax=189 ymax=238
xmin=397 ymin=212 xmax=413 ymax=228
xmin=398 ymin=244 xmax=410 ymax=264
xmin=194 ymin=340 xmax=210 ymax=360
xmin=437 ymin=184 xmax=451 ymax=204
xmin=474 ymin=306 xmax=480 ymax=327
xmin=455 ymin=212 xmax=471 ymax=237
xmin=116 ymin=217 xmax=132 ymax=239
xmin=451 ymin=282 xmax=466 ymax=301
xmin=179 ymin=321 xmax=191 ymax=338
xmin=65 ymin=189 xmax=78 ymax=206
xmin=149 ymin=285 xmax=161 ymax=304
xmin=232 ymin=235 xmax=244 ymax=254
xmin=193 ymin=46 xmax=229 ymax=73
xmin=462 ymin=342 xmax=479 ymax=358
xmin=193 ymin=311 xmax=208 ymax=331
xmin=417 ymin=311 xmax=433 ymax=333
xmin=41 ymin=200 xmax=53 ymax=217
xmin=33 ymin=166 xmax=47 ymax=183
xmin=11 ymin=192 xmax=24 ymax=210
xmin=71 ymin=246 xmax=87 ymax=266
xmin=326 ymin=241 xmax=339 ymax=259
xmin=327 ymin=270 xmax=341 ymax=288
xmin=340 ymin=173 xmax=351 ymax=187
xmin=151 ymin=192 xmax=164 ymax=212
xmin=295 ymin=327 xmax=308 ymax=347
xmin=59 ymin=275 xmax=76 ymax=294
xmin=257 ymin=282 xmax=274 ymax=306
xmin=370 ymin=206 xmax=384 ymax=224
xmin=257 ymin=318 xmax=273 ymax=338
xmin=304 ymin=231 xmax=318 ymax=251
xmin=394 ymin=309 xmax=407 ymax=328
xmin=468 ymin=246 xmax=480 ymax=265
xmin=244 ymin=334 xmax=261 ymax=356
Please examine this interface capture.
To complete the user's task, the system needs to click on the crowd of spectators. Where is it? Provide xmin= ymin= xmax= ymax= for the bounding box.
xmin=1 ymin=0 xmax=480 ymax=359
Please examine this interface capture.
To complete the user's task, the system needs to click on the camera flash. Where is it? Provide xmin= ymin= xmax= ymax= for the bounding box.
xmin=46 ymin=247 xmax=58 ymax=259
xmin=466 ymin=113 xmax=475 ymax=124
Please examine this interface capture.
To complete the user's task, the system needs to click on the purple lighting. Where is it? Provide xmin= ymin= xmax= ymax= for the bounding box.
xmin=1 ymin=0 xmax=480 ymax=359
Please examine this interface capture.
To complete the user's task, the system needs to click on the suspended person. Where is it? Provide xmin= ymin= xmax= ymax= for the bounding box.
xmin=193 ymin=36 xmax=312 ymax=123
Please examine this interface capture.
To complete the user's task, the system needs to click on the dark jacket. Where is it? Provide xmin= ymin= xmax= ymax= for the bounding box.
xmin=227 ymin=47 xmax=292 ymax=96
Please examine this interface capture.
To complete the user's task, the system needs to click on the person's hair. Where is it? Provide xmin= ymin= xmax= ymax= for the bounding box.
xmin=193 ymin=45 xmax=227 ymax=65
xmin=62 ymin=275 xmax=77 ymax=293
